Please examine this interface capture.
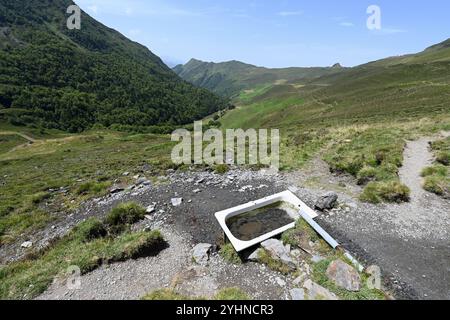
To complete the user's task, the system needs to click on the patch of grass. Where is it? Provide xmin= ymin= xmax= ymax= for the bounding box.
xmin=0 ymin=228 xmax=165 ymax=299
xmin=257 ymin=249 xmax=292 ymax=275
xmin=214 ymin=164 xmax=230 ymax=174
xmin=142 ymin=287 xmax=250 ymax=301
xmin=219 ymin=243 xmax=242 ymax=265
xmin=30 ymin=191 xmax=51 ymax=205
xmin=142 ymin=289 xmax=189 ymax=300
xmin=422 ymin=165 xmax=447 ymax=177
xmin=422 ymin=165 xmax=449 ymax=197
xmin=104 ymin=202 xmax=146 ymax=229
xmin=431 ymin=137 xmax=450 ymax=166
xmin=76 ymin=181 xmax=111 ymax=196
xmin=421 ymin=137 xmax=450 ymax=197
xmin=282 ymin=218 xmax=332 ymax=256
xmin=359 ymin=181 xmax=410 ymax=204
xmin=0 ymin=128 xmax=174 ymax=244
xmin=72 ymin=218 xmax=107 ymax=242
xmin=0 ymin=134 xmax=27 ymax=154
xmin=311 ymin=258 xmax=386 ymax=300
xmin=215 ymin=287 xmax=250 ymax=300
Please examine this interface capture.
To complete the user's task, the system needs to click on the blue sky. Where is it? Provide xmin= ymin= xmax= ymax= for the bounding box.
xmin=75 ymin=0 xmax=449 ymax=68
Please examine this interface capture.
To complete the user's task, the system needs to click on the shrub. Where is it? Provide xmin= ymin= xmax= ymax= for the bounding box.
xmin=105 ymin=202 xmax=146 ymax=227
xmin=219 ymin=243 xmax=242 ymax=265
xmin=360 ymin=181 xmax=410 ymax=204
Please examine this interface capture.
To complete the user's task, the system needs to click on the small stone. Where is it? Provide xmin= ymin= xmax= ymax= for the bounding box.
xmin=293 ymin=273 xmax=307 ymax=286
xmin=21 ymin=241 xmax=33 ymax=249
xmin=136 ymin=177 xmax=149 ymax=186
xmin=311 ymin=255 xmax=325 ymax=263
xmin=193 ymin=189 xmax=202 ymax=194
xmin=192 ymin=243 xmax=213 ymax=266
xmin=315 ymin=192 xmax=338 ymax=211
xmin=290 ymin=288 xmax=305 ymax=300
xmin=123 ymin=172 xmax=130 ymax=176
xmin=326 ymin=259 xmax=361 ymax=292
xmin=171 ymin=198 xmax=183 ymax=207
xmin=261 ymin=239 xmax=296 ymax=269
xmin=146 ymin=206 xmax=155 ymax=213
xmin=275 ymin=277 xmax=286 ymax=287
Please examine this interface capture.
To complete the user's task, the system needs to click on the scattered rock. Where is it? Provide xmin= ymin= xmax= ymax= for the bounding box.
xmin=21 ymin=241 xmax=33 ymax=249
xmin=311 ymin=255 xmax=325 ymax=263
xmin=326 ymin=259 xmax=361 ymax=292
xmin=146 ymin=205 xmax=155 ymax=213
xmin=136 ymin=177 xmax=150 ymax=186
xmin=261 ymin=239 xmax=296 ymax=269
xmin=315 ymin=192 xmax=338 ymax=211
xmin=109 ymin=184 xmax=126 ymax=194
xmin=303 ymin=279 xmax=339 ymax=300
xmin=193 ymin=189 xmax=201 ymax=194
xmin=123 ymin=172 xmax=130 ymax=176
xmin=171 ymin=198 xmax=183 ymax=207
xmin=275 ymin=277 xmax=286 ymax=287
xmin=192 ymin=243 xmax=213 ymax=266
xmin=293 ymin=273 xmax=307 ymax=286
xmin=290 ymin=288 xmax=305 ymax=300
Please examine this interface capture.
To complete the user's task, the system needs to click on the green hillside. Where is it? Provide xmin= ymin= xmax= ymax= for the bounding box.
xmin=220 ymin=38 xmax=450 ymax=202
xmin=0 ymin=0 xmax=228 ymax=132
xmin=174 ymin=58 xmax=346 ymax=99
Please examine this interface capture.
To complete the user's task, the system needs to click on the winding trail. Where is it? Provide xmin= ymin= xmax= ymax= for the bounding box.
xmin=398 ymin=137 xmax=434 ymax=204
xmin=399 ymin=131 xmax=449 ymax=203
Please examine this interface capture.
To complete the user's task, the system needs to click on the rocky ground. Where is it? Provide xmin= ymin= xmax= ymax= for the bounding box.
xmin=2 ymin=134 xmax=449 ymax=300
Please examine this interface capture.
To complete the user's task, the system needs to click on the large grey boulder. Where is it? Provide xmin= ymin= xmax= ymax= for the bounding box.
xmin=192 ymin=243 xmax=213 ymax=266
xmin=315 ymin=192 xmax=338 ymax=211
xmin=326 ymin=259 xmax=361 ymax=292
xmin=261 ymin=239 xmax=295 ymax=269
xmin=303 ymin=279 xmax=339 ymax=300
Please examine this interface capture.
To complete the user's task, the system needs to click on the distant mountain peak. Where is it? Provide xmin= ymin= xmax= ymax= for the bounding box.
xmin=332 ymin=63 xmax=343 ymax=68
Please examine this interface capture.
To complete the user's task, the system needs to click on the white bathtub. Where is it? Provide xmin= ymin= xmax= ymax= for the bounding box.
xmin=214 ymin=190 xmax=318 ymax=252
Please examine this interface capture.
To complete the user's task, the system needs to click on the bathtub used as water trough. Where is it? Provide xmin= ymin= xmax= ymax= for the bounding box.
xmin=214 ymin=190 xmax=318 ymax=252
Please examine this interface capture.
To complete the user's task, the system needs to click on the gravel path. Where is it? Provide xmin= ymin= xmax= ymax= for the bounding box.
xmin=399 ymin=137 xmax=434 ymax=204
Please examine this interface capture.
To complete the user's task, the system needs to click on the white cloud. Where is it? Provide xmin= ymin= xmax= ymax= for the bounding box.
xmin=278 ymin=11 xmax=303 ymax=17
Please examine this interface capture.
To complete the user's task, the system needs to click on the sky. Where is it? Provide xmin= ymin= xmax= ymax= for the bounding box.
xmin=74 ymin=0 xmax=450 ymax=68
